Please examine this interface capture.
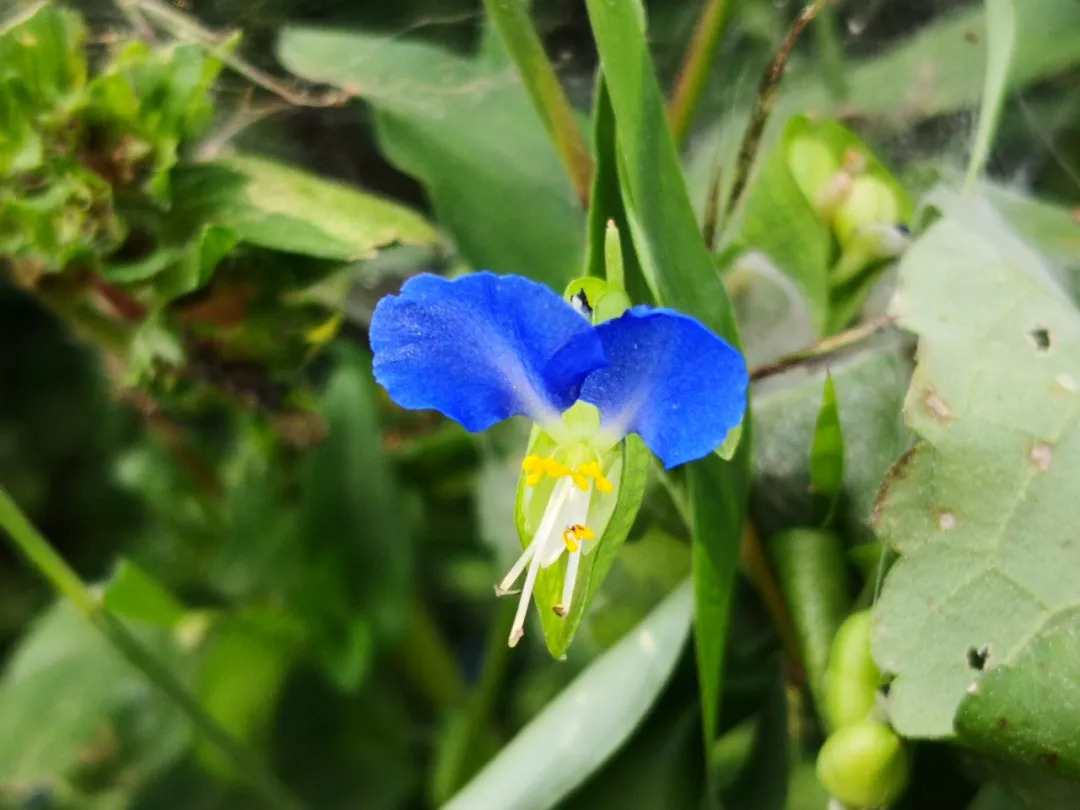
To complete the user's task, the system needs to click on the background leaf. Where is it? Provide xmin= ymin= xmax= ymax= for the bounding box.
xmin=174 ymin=154 xmax=438 ymax=261
xmin=277 ymin=26 xmax=584 ymax=286
xmin=442 ymin=581 xmax=693 ymax=810
xmin=874 ymin=190 xmax=1080 ymax=741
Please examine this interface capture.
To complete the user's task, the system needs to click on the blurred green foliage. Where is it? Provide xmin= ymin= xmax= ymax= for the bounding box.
xmin=1 ymin=1 xmax=1080 ymax=809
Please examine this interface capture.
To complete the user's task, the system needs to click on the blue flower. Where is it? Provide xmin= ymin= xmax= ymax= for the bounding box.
xmin=371 ymin=271 xmax=747 ymax=646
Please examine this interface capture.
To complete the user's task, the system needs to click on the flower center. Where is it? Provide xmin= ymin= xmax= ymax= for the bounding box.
xmin=521 ymin=454 xmax=614 ymax=493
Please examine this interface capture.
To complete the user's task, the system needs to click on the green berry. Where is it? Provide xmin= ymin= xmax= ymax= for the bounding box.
xmin=817 ymin=721 xmax=910 ymax=809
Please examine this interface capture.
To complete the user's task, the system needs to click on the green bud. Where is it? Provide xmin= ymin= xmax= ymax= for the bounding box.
xmin=816 ymin=721 xmax=910 ymax=809
xmin=788 ymin=135 xmax=839 ymax=204
xmin=831 ymin=223 xmax=910 ymax=287
xmin=825 ymin=610 xmax=881 ymax=730
xmin=833 ymin=175 xmax=901 ymax=248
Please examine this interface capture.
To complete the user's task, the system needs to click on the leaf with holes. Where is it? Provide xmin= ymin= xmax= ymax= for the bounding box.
xmin=872 ymin=189 xmax=1080 ymax=747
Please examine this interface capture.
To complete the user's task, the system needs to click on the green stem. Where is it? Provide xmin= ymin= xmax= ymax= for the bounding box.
xmin=813 ymin=1 xmax=848 ymax=101
xmin=668 ymin=0 xmax=731 ymax=149
xmin=482 ymin=0 xmax=593 ymax=206
xmin=0 ymin=487 xmax=307 ymax=810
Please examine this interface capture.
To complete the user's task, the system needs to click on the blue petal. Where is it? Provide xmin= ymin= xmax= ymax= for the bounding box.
xmin=578 ymin=307 xmax=748 ymax=468
xmin=370 ymin=272 xmax=607 ymax=431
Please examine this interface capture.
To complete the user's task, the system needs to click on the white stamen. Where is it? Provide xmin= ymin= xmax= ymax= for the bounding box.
xmin=509 ymin=545 xmax=543 ymax=647
xmin=495 ymin=542 xmax=536 ymax=596
xmin=558 ymin=548 xmax=581 ymax=615
xmin=502 ymin=478 xmax=574 ymax=647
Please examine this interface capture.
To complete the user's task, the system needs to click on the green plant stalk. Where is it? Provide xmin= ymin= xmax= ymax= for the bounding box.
xmin=0 ymin=487 xmax=307 ymax=810
xmin=482 ymin=0 xmax=593 ymax=206
xmin=668 ymin=0 xmax=731 ymax=149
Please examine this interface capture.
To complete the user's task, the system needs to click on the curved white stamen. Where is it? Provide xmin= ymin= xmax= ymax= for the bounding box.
xmin=502 ymin=477 xmax=573 ymax=647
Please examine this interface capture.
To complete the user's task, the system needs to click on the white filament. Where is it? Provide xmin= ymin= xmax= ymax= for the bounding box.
xmin=499 ymin=477 xmax=593 ymax=647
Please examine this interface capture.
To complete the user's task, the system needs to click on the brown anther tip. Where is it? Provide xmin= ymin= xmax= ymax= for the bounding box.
xmin=552 ymin=604 xmax=567 ymax=617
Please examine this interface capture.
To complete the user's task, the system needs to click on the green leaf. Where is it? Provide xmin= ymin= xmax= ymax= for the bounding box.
xmin=173 ymin=154 xmax=438 ymax=262
xmin=585 ymin=0 xmax=750 ymax=747
xmin=442 ymin=580 xmax=693 ymax=810
xmin=964 ymin=0 xmax=1017 ymax=191
xmin=277 ymin=26 xmax=583 ymax=286
xmin=873 ymin=189 xmax=1080 ymax=739
xmin=194 ymin=608 xmax=302 ymax=779
xmin=563 ymin=703 xmax=703 ymax=810
xmin=584 ymin=80 xmax=648 ymax=305
xmin=751 ymin=335 xmax=911 ymax=545
xmin=738 ymin=125 xmax=831 ymax=334
xmin=810 ymin=372 xmax=844 ymax=522
xmin=0 ymin=601 xmax=189 ymax=790
xmin=102 ymin=558 xmax=186 ymax=627
xmin=0 ymin=4 xmax=87 ymax=123
xmin=956 ymin=608 xmax=1080 ymax=781
xmin=768 ymin=528 xmax=849 ymax=726
xmin=514 ymin=432 xmax=651 ymax=658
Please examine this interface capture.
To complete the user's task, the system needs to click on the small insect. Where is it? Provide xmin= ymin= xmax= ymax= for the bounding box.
xmin=570 ymin=288 xmax=592 ymax=317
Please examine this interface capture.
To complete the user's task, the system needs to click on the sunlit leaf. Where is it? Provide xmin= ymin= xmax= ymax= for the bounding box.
xmin=173 ymin=154 xmax=438 ymax=262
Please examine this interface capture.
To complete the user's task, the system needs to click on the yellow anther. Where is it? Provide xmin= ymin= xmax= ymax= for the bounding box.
xmin=521 ymin=455 xmax=544 ymax=472
xmin=562 ymin=524 xmax=594 ymax=552
xmin=571 ymin=472 xmax=589 ymax=491
xmin=594 ymin=475 xmax=614 ymax=494
xmin=543 ymin=458 xmax=569 ymax=477
xmin=578 ymin=461 xmax=602 ymax=478
xmin=562 ymin=527 xmax=580 ymax=552
xmin=525 ymin=470 xmax=543 ymax=487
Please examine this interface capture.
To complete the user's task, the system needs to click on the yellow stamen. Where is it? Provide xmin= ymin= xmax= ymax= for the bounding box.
xmin=562 ymin=527 xmax=580 ymax=552
xmin=543 ymin=457 xmax=569 ymax=477
xmin=578 ymin=461 xmax=602 ymax=477
xmin=561 ymin=523 xmax=594 ymax=552
xmin=521 ymin=455 xmax=544 ymax=472
xmin=522 ymin=455 xmax=615 ymax=493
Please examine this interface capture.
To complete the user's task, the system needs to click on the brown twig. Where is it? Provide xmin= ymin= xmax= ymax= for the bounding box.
xmin=130 ymin=0 xmax=351 ymax=108
xmin=750 ymin=315 xmax=896 ymax=382
xmin=722 ymin=0 xmax=828 ymax=225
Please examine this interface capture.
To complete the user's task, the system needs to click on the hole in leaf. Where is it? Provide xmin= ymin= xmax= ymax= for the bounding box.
xmin=1029 ymin=327 xmax=1051 ymax=353
xmin=967 ymin=646 xmax=989 ymax=670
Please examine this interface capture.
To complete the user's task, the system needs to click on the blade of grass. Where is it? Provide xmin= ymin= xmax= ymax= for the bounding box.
xmin=483 ymin=0 xmax=593 ymax=206
xmin=668 ymin=0 xmax=732 ymax=149
xmin=584 ymin=0 xmax=751 ymax=758
xmin=0 ymin=487 xmax=307 ymax=810
xmin=964 ymin=0 xmax=1017 ymax=191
